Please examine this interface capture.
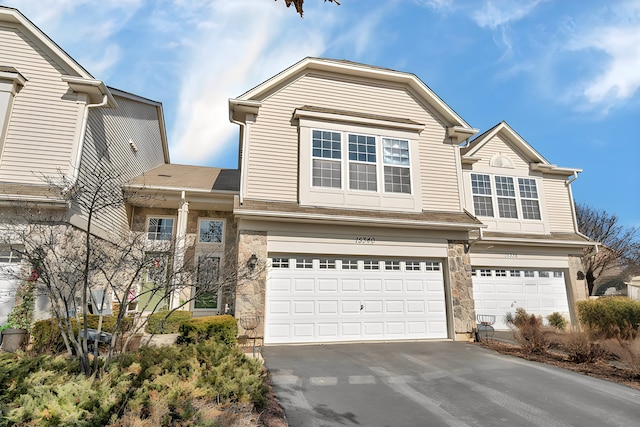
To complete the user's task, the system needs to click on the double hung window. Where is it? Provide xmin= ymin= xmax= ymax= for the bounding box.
xmin=312 ymin=129 xmax=412 ymax=194
xmin=147 ymin=217 xmax=174 ymax=241
xmin=471 ymin=173 xmax=541 ymax=220
xmin=348 ymin=134 xmax=377 ymax=191
xmin=198 ymin=219 xmax=224 ymax=244
xmin=312 ymin=130 xmax=342 ymax=188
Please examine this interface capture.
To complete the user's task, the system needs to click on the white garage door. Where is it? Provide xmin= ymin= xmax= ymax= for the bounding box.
xmin=0 ymin=250 xmax=22 ymax=325
xmin=473 ymin=268 xmax=569 ymax=330
xmin=265 ymin=256 xmax=448 ymax=344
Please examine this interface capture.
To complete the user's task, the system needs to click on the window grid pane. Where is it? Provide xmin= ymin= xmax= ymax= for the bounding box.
xmin=348 ymin=134 xmax=376 ymax=162
xmin=271 ymin=258 xmax=289 ymax=268
xmin=509 ymin=270 xmax=521 ymax=277
xmin=312 ymin=159 xmax=341 ymax=188
xmin=471 ymin=174 xmax=492 ymax=195
xmin=382 ymin=138 xmax=410 ymax=166
xmin=497 ymin=197 xmax=518 ymax=219
xmin=0 ymin=249 xmax=22 ymax=263
xmin=425 ymin=261 xmax=440 ymax=271
xmin=480 ymin=269 xmax=492 ymax=277
xmin=385 ymin=261 xmax=400 ymax=271
xmin=363 ymin=260 xmax=380 ymax=270
xmin=518 ymin=178 xmax=541 ymax=220
xmin=296 ymin=258 xmax=313 ymax=269
xmin=199 ymin=220 xmax=223 ymax=243
xmin=147 ymin=218 xmax=173 ymax=241
xmin=521 ymin=199 xmax=541 ymax=220
xmin=553 ymin=271 xmax=564 ymax=278
xmin=312 ymin=130 xmax=341 ymax=159
xmin=518 ymin=178 xmax=538 ymax=198
xmin=349 ymin=163 xmax=377 ymax=191
xmin=495 ymin=269 xmax=507 ymax=277
xmin=405 ymin=261 xmax=421 ymax=271
xmin=384 ymin=166 xmax=411 ymax=193
xmin=473 ymin=195 xmax=494 ymax=217
xmin=524 ymin=270 xmax=535 ymax=278
xmin=495 ymin=176 xmax=516 ymax=197
xmin=495 ymin=176 xmax=518 ymax=219
xmin=341 ymin=260 xmax=358 ymax=270
xmin=319 ymin=259 xmax=336 ymax=269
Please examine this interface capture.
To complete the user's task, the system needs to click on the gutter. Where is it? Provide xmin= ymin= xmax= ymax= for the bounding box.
xmin=229 ymin=103 xmax=248 ymax=205
xmin=71 ymin=93 xmax=109 ymax=185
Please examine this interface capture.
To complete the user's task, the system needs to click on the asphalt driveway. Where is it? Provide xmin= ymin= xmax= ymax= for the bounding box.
xmin=263 ymin=342 xmax=640 ymax=427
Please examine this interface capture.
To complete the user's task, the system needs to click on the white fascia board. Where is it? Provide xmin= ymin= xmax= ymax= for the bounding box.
xmin=466 ymin=122 xmax=550 ymax=164
xmin=478 ymin=236 xmax=591 ymax=248
xmin=61 ymin=76 xmax=117 ymax=108
xmin=530 ymin=163 xmax=583 ymax=176
xmin=236 ymin=57 xmax=472 ymax=129
xmin=234 ymin=209 xmax=484 ymax=231
xmin=0 ymin=7 xmax=93 ymax=79
xmin=0 ymin=196 xmax=67 ymax=208
xmin=123 ymin=184 xmax=238 ymax=196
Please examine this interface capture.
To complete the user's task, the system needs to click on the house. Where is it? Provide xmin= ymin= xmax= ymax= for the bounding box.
xmin=1 ymin=6 xmax=593 ymax=344
xmin=228 ymin=58 xmax=592 ymax=342
xmin=0 ymin=6 xmax=170 ymax=323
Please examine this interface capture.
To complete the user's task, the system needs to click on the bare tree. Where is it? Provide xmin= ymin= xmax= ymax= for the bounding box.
xmin=576 ymin=203 xmax=640 ymax=295
xmin=276 ymin=0 xmax=340 ymax=17
xmin=1 ymin=161 xmax=240 ymax=375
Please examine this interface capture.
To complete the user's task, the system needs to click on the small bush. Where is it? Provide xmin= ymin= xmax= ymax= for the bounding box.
xmin=82 ymin=314 xmax=133 ymax=334
xmin=507 ymin=308 xmax=548 ymax=354
xmin=547 ymin=312 xmax=568 ymax=330
xmin=178 ymin=315 xmax=238 ymax=345
xmin=146 ymin=310 xmax=193 ymax=334
xmin=577 ymin=297 xmax=640 ymax=340
xmin=563 ymin=330 xmax=606 ymax=364
xmin=602 ymin=336 xmax=640 ymax=374
xmin=30 ymin=319 xmax=69 ymax=355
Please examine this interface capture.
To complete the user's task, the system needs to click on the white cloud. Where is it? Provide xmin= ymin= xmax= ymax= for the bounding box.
xmin=471 ymin=0 xmax=545 ymax=29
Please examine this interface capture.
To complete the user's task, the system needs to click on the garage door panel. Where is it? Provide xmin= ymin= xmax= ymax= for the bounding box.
xmin=473 ymin=268 xmax=570 ymax=330
xmin=266 ymin=257 xmax=448 ymax=344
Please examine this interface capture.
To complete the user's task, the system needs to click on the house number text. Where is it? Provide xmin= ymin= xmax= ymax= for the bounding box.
xmin=504 ymin=253 xmax=518 ymax=259
xmin=355 ymin=237 xmax=375 ymax=244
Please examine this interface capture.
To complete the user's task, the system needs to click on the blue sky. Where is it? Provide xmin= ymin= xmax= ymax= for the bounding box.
xmin=7 ymin=0 xmax=640 ymax=227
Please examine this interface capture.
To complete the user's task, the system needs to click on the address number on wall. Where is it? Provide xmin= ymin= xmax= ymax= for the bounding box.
xmin=355 ymin=237 xmax=376 ymax=244
xmin=504 ymin=253 xmax=518 ymax=259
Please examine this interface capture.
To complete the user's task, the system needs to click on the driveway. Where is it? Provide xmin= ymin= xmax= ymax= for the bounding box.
xmin=263 ymin=342 xmax=640 ymax=427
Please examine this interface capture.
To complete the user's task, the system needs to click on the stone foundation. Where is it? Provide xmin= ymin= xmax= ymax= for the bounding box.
xmin=234 ymin=230 xmax=268 ymax=337
xmin=566 ymin=254 xmax=587 ymax=325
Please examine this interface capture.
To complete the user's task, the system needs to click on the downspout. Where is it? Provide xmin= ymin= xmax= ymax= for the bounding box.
xmin=171 ymin=191 xmax=189 ymax=310
xmin=71 ymin=94 xmax=109 ymax=185
xmin=229 ymin=110 xmax=247 ymax=205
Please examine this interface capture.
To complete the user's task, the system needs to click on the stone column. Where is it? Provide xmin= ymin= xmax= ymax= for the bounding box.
xmin=566 ymin=254 xmax=587 ymax=325
xmin=447 ymin=241 xmax=475 ymax=341
xmin=235 ymin=230 xmax=268 ymax=337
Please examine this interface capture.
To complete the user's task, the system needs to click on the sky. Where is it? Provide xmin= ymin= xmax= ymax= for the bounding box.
xmin=5 ymin=0 xmax=640 ymax=228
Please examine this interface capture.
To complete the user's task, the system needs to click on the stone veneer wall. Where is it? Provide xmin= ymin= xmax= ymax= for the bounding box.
xmin=234 ymin=230 xmax=267 ymax=337
xmin=447 ymin=241 xmax=475 ymax=341
xmin=566 ymin=254 xmax=587 ymax=325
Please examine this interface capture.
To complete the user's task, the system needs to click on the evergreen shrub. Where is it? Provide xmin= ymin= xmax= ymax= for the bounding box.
xmin=178 ymin=315 xmax=237 ymax=345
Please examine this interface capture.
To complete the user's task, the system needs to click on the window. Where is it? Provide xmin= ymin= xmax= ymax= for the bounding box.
xmin=312 ymin=130 xmax=342 ymax=188
xmin=509 ymin=270 xmax=521 ymax=277
xmin=363 ymin=260 xmax=380 ymax=270
xmin=385 ymin=261 xmax=401 ymax=271
xmin=194 ymin=256 xmax=220 ymax=309
xmin=319 ymin=259 xmax=336 ymax=269
xmin=296 ymin=258 xmax=313 ymax=269
xmin=406 ymin=261 xmax=421 ymax=271
xmin=0 ymin=249 xmax=22 ymax=263
xmin=198 ymin=219 xmax=224 ymax=243
xmin=425 ymin=261 xmax=440 ymax=271
xmin=147 ymin=217 xmax=174 ymax=241
xmin=348 ymin=134 xmax=377 ymax=191
xmin=518 ymin=178 xmax=541 ymax=220
xmin=271 ymin=258 xmax=289 ymax=269
xmin=471 ymin=174 xmax=494 ymax=217
xmin=553 ymin=271 xmax=564 ymax=278
xmin=538 ymin=271 xmax=550 ymax=278
xmin=495 ymin=269 xmax=507 ymax=277
xmin=495 ymin=176 xmax=518 ymax=219
xmin=524 ymin=270 xmax=535 ymax=278
xmin=383 ymin=138 xmax=411 ymax=193
xmin=480 ymin=269 xmax=492 ymax=277
xmin=341 ymin=259 xmax=358 ymax=270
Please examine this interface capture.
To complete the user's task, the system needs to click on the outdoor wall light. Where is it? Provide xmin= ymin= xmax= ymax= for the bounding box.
xmin=247 ymin=254 xmax=258 ymax=271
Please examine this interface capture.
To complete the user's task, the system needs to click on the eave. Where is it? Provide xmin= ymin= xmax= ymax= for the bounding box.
xmin=62 ymin=76 xmax=117 ymax=108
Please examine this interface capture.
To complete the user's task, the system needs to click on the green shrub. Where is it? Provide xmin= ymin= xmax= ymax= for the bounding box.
xmin=145 ymin=310 xmax=193 ymax=334
xmin=547 ymin=312 xmax=568 ymax=330
xmin=82 ymin=314 xmax=133 ymax=334
xmin=577 ymin=297 xmax=640 ymax=340
xmin=178 ymin=315 xmax=238 ymax=345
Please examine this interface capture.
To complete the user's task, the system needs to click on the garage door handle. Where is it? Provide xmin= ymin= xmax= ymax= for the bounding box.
xmin=360 ymin=304 xmax=364 ymax=311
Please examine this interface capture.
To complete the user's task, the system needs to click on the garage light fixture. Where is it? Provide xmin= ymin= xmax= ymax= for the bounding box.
xmin=247 ymin=254 xmax=258 ymax=271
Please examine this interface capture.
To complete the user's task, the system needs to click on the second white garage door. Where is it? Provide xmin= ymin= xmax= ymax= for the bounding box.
xmin=265 ymin=257 xmax=448 ymax=344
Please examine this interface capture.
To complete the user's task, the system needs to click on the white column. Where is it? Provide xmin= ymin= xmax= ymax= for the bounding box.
xmin=171 ymin=192 xmax=189 ymax=309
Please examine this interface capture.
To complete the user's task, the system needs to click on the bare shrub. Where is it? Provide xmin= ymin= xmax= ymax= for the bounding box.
xmin=563 ymin=330 xmax=606 ymax=364
xmin=509 ymin=308 xmax=548 ymax=354
xmin=602 ymin=335 xmax=640 ymax=374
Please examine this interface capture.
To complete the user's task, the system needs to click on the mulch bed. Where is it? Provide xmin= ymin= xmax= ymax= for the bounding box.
xmin=482 ymin=340 xmax=640 ymax=391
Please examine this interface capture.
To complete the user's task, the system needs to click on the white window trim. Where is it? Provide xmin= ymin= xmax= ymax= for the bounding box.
xmin=197 ymin=218 xmax=225 ymax=245
xmin=310 ymin=128 xmax=414 ymax=196
xmin=470 ymin=173 xmax=542 ymax=222
xmin=145 ymin=215 xmax=176 ymax=242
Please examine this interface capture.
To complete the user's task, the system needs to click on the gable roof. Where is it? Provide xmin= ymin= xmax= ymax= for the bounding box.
xmin=232 ymin=57 xmax=477 ymax=134
xmin=0 ymin=6 xmax=116 ymax=107
xmin=461 ymin=121 xmax=581 ymax=176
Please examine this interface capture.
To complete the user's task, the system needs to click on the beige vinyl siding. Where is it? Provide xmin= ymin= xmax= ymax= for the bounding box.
xmin=246 ymin=72 xmax=461 ymax=210
xmin=475 ymin=135 xmax=530 ymax=169
xmin=543 ymin=175 xmax=575 ymax=232
xmin=0 ymin=24 xmax=82 ymax=183
xmin=76 ymin=95 xmax=166 ymax=236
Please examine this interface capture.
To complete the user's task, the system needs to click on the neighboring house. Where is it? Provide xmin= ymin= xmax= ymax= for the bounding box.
xmin=229 ymin=58 xmax=592 ymax=343
xmin=0 ymin=6 xmax=170 ymax=322
xmin=628 ymin=276 xmax=640 ymax=301
xmin=2 ymin=6 xmax=593 ymax=343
